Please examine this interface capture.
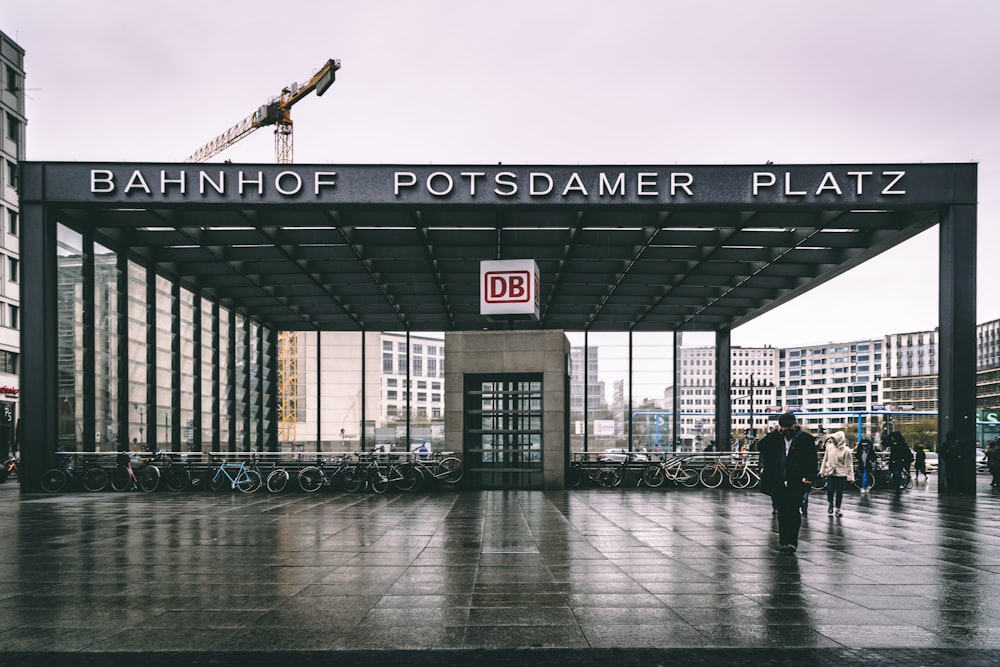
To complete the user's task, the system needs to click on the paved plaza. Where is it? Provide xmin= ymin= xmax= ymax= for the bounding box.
xmin=1 ymin=473 xmax=999 ymax=666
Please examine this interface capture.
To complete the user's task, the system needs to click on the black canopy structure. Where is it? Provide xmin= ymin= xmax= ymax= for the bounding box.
xmin=17 ymin=162 xmax=979 ymax=491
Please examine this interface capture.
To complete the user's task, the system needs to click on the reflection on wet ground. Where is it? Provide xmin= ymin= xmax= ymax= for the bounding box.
xmin=1 ymin=475 xmax=1000 ymax=665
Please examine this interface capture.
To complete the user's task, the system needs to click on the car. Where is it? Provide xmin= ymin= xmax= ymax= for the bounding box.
xmin=921 ymin=451 xmax=939 ymax=473
xmin=596 ymin=448 xmax=648 ymax=463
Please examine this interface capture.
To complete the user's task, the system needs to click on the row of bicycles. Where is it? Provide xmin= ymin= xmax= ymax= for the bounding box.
xmin=569 ymin=452 xmax=901 ymax=492
xmin=36 ymin=451 xmax=464 ymax=495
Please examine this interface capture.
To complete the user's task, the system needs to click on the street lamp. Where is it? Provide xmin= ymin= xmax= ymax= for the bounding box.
xmin=134 ymin=404 xmax=145 ymax=449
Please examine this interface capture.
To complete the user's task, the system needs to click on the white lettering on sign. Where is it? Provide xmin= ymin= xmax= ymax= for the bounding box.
xmin=91 ymin=169 xmax=339 ymax=197
xmin=752 ymin=170 xmax=907 ymax=197
xmin=480 ymin=259 xmax=540 ymax=319
xmin=391 ymin=170 xmax=696 ymax=199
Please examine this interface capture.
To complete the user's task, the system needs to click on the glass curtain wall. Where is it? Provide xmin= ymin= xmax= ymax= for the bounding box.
xmin=567 ymin=331 xmax=676 ymax=457
xmin=126 ymin=261 xmax=148 ymax=447
xmin=632 ymin=332 xmax=675 ymax=454
xmin=199 ymin=302 xmax=214 ymax=452
xmin=94 ymin=243 xmax=119 ymax=451
xmin=154 ymin=275 xmax=172 ymax=450
xmin=179 ymin=288 xmax=195 ymax=452
xmin=56 ymin=224 xmax=85 ymax=452
xmin=218 ymin=306 xmax=232 ymax=450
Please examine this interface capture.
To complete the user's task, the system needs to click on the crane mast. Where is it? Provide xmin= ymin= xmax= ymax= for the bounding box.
xmin=185 ymin=59 xmax=341 ymax=445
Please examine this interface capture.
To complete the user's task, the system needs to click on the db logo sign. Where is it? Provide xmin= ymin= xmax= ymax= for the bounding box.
xmin=480 ymin=259 xmax=540 ymax=319
xmin=484 ymin=271 xmax=531 ymax=303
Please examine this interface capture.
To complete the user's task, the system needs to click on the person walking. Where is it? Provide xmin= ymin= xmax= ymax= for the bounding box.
xmin=913 ymin=443 xmax=928 ymax=481
xmin=887 ymin=431 xmax=913 ymax=492
xmin=759 ymin=412 xmax=818 ymax=554
xmin=985 ymin=440 xmax=1000 ymax=488
xmin=819 ymin=431 xmax=854 ymax=516
xmin=855 ymin=438 xmax=876 ymax=493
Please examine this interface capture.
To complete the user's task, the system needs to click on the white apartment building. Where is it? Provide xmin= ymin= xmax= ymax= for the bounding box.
xmin=778 ymin=339 xmax=883 ymax=433
xmin=0 ymin=31 xmax=23 ymax=459
xmin=678 ymin=346 xmax=778 ymax=447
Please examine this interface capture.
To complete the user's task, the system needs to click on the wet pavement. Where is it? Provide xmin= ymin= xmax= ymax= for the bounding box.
xmin=1 ymin=475 xmax=999 ymax=666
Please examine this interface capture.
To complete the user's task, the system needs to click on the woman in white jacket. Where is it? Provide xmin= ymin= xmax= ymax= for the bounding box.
xmin=820 ymin=431 xmax=854 ymax=517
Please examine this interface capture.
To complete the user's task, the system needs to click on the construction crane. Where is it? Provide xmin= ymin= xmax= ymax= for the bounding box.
xmin=184 ymin=58 xmax=340 ymax=164
xmin=185 ymin=59 xmax=341 ymax=444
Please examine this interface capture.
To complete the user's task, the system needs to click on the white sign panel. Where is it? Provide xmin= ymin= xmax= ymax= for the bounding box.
xmin=480 ymin=259 xmax=540 ymax=319
xmin=593 ymin=420 xmax=616 ymax=436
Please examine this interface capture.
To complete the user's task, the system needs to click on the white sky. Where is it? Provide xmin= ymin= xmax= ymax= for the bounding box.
xmin=3 ymin=0 xmax=998 ymax=349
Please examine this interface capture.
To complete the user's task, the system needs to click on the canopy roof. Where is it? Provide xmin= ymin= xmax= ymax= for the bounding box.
xmin=21 ymin=162 xmax=976 ymax=332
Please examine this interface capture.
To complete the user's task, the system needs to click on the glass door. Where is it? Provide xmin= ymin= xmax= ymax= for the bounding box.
xmin=464 ymin=374 xmax=543 ymax=489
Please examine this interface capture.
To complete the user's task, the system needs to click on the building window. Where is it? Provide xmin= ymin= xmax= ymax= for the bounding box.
xmin=6 ymin=161 xmax=16 ymax=188
xmin=6 ymin=114 xmax=19 ymax=143
xmin=386 ymin=390 xmax=397 ymax=400
xmin=7 ymin=257 xmax=16 ymax=283
xmin=0 ymin=350 xmax=16 ymax=374
xmin=7 ymin=210 xmax=16 ymax=236
xmin=382 ymin=340 xmax=392 ymax=351
xmin=7 ymin=305 xmax=17 ymax=330
xmin=413 ymin=357 xmax=422 ymax=376
xmin=382 ymin=353 xmax=393 ymax=373
xmin=397 ymin=356 xmax=407 ymax=375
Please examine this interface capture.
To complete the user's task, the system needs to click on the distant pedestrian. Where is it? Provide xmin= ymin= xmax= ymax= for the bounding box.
xmin=913 ymin=444 xmax=928 ymax=480
xmin=819 ymin=431 xmax=854 ymax=516
xmin=887 ymin=431 xmax=913 ymax=492
xmin=985 ymin=440 xmax=1000 ymax=488
xmin=855 ymin=439 xmax=876 ymax=493
xmin=759 ymin=412 xmax=818 ymax=554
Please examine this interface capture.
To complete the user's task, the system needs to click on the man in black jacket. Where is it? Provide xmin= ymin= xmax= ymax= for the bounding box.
xmin=759 ymin=412 xmax=818 ymax=553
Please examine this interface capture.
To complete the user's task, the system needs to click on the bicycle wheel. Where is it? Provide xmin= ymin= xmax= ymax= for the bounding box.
xmin=208 ymin=468 xmax=228 ymax=492
xmin=165 ymin=466 xmax=191 ymax=492
xmin=140 ymin=465 xmax=160 ymax=492
xmin=438 ymin=457 xmax=464 ymax=484
xmin=700 ymin=465 xmax=725 ymax=488
xmin=392 ymin=463 xmax=420 ymax=492
xmin=641 ymin=465 xmax=665 ymax=488
xmin=679 ymin=467 xmax=701 ymax=488
xmin=40 ymin=467 xmax=67 ymax=493
xmin=266 ymin=468 xmax=289 ymax=493
xmin=297 ymin=466 xmax=324 ymax=492
xmin=568 ymin=465 xmax=584 ymax=487
xmin=595 ymin=468 xmax=617 ymax=488
xmin=729 ymin=467 xmax=752 ymax=489
xmin=110 ymin=466 xmax=132 ymax=492
xmin=83 ymin=467 xmax=109 ymax=492
xmin=236 ymin=469 xmax=262 ymax=493
xmin=371 ymin=466 xmax=389 ymax=494
xmin=343 ymin=468 xmax=363 ymax=493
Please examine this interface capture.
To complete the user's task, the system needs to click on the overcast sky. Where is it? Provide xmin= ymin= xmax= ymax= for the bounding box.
xmin=4 ymin=0 xmax=998 ymax=349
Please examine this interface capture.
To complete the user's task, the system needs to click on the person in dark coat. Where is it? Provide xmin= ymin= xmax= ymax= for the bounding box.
xmin=758 ymin=412 xmax=819 ymax=554
xmin=855 ymin=438 xmax=877 ymax=493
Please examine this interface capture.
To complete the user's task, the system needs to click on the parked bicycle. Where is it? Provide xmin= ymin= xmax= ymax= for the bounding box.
xmin=638 ymin=456 xmax=700 ymax=488
xmin=568 ymin=456 xmax=617 ymax=488
xmin=699 ymin=455 xmax=741 ymax=488
xmin=343 ymin=453 xmax=389 ymax=493
xmin=41 ymin=455 xmax=110 ymax=493
xmin=155 ymin=452 xmax=192 ymax=492
xmin=297 ymin=456 xmax=354 ymax=492
xmin=206 ymin=457 xmax=262 ymax=493
xmin=111 ymin=452 xmax=160 ymax=492
xmin=409 ymin=453 xmax=464 ymax=487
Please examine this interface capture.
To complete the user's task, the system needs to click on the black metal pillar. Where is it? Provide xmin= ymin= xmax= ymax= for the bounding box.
xmin=716 ymin=329 xmax=732 ymax=451
xmin=672 ymin=332 xmax=681 ymax=452
xmin=18 ymin=201 xmax=57 ymax=491
xmin=939 ymin=202 xmax=977 ymax=494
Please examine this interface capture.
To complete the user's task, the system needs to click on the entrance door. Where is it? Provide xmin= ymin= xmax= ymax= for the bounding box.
xmin=464 ymin=374 xmax=543 ymax=489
